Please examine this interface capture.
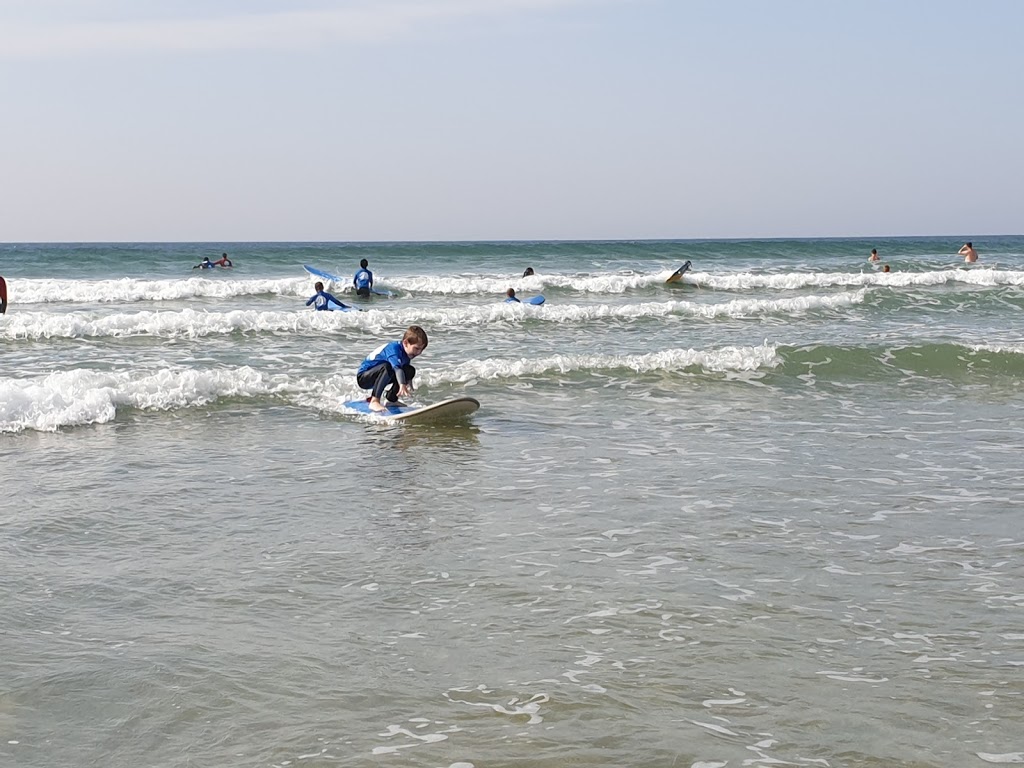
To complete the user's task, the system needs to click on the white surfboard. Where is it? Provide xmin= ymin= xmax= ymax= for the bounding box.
xmin=343 ymin=396 xmax=480 ymax=423
xmin=325 ymin=298 xmax=359 ymax=312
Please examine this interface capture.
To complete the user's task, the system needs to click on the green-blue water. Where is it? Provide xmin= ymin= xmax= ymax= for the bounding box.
xmin=2 ymin=237 xmax=1023 ymax=767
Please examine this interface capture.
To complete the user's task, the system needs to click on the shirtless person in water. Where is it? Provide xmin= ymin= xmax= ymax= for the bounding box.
xmin=958 ymin=242 xmax=978 ymax=263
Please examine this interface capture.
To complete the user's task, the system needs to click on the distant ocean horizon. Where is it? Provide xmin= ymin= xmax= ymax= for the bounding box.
xmin=4 ymin=231 xmax=1021 ymax=241
xmin=3 ymin=235 xmax=1022 ymax=767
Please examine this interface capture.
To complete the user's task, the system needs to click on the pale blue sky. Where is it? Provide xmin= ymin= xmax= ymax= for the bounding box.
xmin=1 ymin=0 xmax=1021 ymax=242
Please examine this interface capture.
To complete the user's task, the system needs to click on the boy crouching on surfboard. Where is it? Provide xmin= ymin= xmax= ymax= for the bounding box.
xmin=356 ymin=326 xmax=428 ymax=412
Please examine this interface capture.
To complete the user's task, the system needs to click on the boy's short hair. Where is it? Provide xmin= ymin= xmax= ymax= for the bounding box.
xmin=403 ymin=325 xmax=428 ymax=348
xmin=315 ymin=281 xmax=324 ymax=290
xmin=360 ymin=258 xmax=369 ymax=268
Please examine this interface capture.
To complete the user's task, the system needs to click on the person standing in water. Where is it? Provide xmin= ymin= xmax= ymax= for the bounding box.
xmin=868 ymin=248 xmax=880 ymax=262
xmin=353 ymin=259 xmax=373 ymax=297
xmin=958 ymin=242 xmax=978 ymax=263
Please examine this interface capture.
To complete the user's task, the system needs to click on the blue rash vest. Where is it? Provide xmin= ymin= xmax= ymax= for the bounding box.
xmin=306 ymin=289 xmax=344 ymax=310
xmin=353 ymin=268 xmax=373 ymax=290
xmin=358 ymin=340 xmax=410 ymax=376
xmin=505 ymin=296 xmax=521 ymax=303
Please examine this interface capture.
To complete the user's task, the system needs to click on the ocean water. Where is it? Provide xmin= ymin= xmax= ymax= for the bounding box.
xmin=1 ymin=237 xmax=1023 ymax=768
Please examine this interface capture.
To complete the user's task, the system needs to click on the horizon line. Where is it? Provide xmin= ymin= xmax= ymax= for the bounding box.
xmin=2 ymin=234 xmax=1019 ymax=247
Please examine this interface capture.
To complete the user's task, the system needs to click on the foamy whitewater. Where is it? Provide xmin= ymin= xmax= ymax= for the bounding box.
xmin=2 ymin=237 xmax=1023 ymax=768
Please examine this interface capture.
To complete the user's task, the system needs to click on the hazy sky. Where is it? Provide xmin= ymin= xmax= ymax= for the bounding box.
xmin=1 ymin=0 xmax=1021 ymax=242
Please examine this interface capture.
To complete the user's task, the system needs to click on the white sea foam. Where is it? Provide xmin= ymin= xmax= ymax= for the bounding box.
xmin=7 ymin=276 xmax=308 ymax=304
xmin=387 ymin=271 xmax=669 ymax=294
xmin=6 ymin=268 xmax=1022 ymax=305
xmin=0 ymin=344 xmax=779 ymax=432
xmin=309 ymin=345 xmax=781 ymax=421
xmin=0 ymin=367 xmax=320 ymax=433
xmin=382 ymin=267 xmax=1024 ymax=293
xmin=0 ymin=292 xmax=863 ymax=340
xmin=422 ymin=344 xmax=780 ymax=387
xmin=692 ymin=268 xmax=1024 ymax=291
xmin=0 ymin=308 xmax=366 ymax=340
xmin=968 ymin=343 xmax=1024 ymax=355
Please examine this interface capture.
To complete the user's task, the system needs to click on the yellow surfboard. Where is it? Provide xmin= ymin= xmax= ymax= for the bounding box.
xmin=666 ymin=261 xmax=692 ymax=284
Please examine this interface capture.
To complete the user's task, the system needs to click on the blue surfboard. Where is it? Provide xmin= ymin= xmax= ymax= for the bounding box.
xmin=343 ymin=396 xmax=480 ymax=423
xmin=303 ymin=265 xmax=394 ymax=297
xmin=304 ymin=264 xmax=343 ymax=283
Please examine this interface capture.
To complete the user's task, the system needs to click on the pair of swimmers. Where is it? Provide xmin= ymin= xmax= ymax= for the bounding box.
xmin=869 ymin=244 xmax=978 ymax=264
xmin=305 ymin=259 xmax=374 ymax=306
xmin=505 ymin=267 xmax=537 ymax=302
xmin=193 ymin=253 xmax=233 ymax=269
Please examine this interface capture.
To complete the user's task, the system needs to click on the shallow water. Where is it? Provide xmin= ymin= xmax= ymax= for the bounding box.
xmin=2 ymin=238 xmax=1023 ymax=767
